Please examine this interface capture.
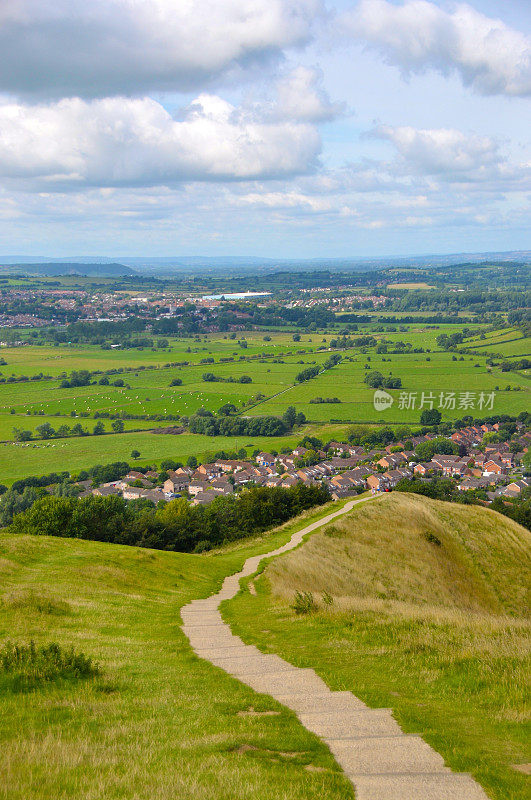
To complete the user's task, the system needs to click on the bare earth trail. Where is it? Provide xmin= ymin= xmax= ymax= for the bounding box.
xmin=181 ymin=496 xmax=489 ymax=800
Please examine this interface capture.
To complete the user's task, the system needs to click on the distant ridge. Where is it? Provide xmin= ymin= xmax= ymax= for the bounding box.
xmin=1 ymin=262 xmax=137 ymax=277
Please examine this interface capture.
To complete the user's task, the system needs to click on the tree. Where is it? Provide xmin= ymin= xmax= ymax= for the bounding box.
xmin=218 ymin=403 xmax=237 ymax=416
xmin=93 ymin=421 xmax=105 ymax=435
xmin=415 ymin=437 xmax=458 ymax=461
xmin=292 ymin=333 xmax=301 ymax=342
xmin=13 ymin=428 xmax=32 ymax=442
xmin=186 ymin=455 xmax=198 ymax=469
xmin=36 ymin=422 xmax=55 ymax=439
xmin=71 ymin=423 xmax=86 ymax=437
xmin=170 ymin=378 xmax=182 ymax=386
xmin=283 ymin=406 xmax=297 ymax=428
xmin=111 ymin=419 xmax=125 ymax=433
xmin=363 ymin=371 xmax=384 ymax=388
xmin=420 ymin=408 xmax=442 ymax=425
xmin=131 ymin=450 xmax=140 ymax=459
xmin=239 ymin=375 xmax=252 ymax=384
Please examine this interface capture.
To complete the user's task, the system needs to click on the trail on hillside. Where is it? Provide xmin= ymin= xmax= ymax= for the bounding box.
xmin=181 ymin=496 xmax=489 ymax=800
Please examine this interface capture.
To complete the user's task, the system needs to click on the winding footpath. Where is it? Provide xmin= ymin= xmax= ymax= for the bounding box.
xmin=181 ymin=496 xmax=489 ymax=800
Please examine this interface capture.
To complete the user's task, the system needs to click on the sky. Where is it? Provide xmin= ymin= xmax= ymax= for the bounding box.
xmin=0 ymin=0 xmax=529 ymax=259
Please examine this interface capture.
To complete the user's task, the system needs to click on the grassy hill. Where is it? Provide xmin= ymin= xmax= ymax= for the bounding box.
xmin=226 ymin=494 xmax=531 ymax=800
xmin=0 ymin=501 xmax=358 ymax=800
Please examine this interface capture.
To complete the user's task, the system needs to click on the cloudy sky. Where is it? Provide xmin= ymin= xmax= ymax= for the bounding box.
xmin=0 ymin=0 xmax=529 ymax=258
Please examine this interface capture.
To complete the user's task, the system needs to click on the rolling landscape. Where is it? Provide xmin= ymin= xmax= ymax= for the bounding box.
xmin=1 ymin=1 xmax=530 ymax=799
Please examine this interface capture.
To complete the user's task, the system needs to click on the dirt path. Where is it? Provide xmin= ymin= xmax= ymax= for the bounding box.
xmin=181 ymin=496 xmax=489 ymax=800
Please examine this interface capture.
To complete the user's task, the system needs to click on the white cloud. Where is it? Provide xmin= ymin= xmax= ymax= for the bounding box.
xmin=273 ymin=66 xmax=344 ymax=121
xmin=0 ymin=0 xmax=323 ymax=99
xmin=373 ymin=125 xmax=503 ymax=176
xmin=0 ymin=95 xmax=321 ymax=188
xmin=345 ymin=0 xmax=531 ymax=97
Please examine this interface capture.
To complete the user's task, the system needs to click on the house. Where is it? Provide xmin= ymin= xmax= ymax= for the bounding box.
xmin=197 ymin=462 xmax=223 ymax=479
xmin=209 ymin=479 xmax=234 ymax=495
xmin=124 ymin=470 xmax=151 ymax=483
xmin=483 ymin=459 xmax=505 ymax=476
xmin=504 ymin=479 xmax=530 ymax=495
xmin=366 ymin=474 xmax=390 ymax=492
xmin=214 ymin=459 xmax=248 ymax=473
xmin=166 ymin=470 xmax=191 ymax=490
xmin=255 ymin=452 xmax=276 ymax=467
xmin=414 ymin=462 xmax=436 ymax=475
xmin=188 ymin=477 xmax=210 ymax=496
xmin=457 ymin=476 xmax=491 ymax=492
xmin=279 ymin=474 xmax=300 ymax=488
xmin=92 ymin=483 xmax=121 ymax=497
xmin=192 ymin=490 xmax=218 ymax=506
xmin=122 ymin=486 xmax=166 ymax=503
xmin=384 ymin=468 xmax=412 ymax=487
xmin=377 ymin=453 xmax=406 ymax=469
xmin=276 ymin=455 xmax=296 ymax=470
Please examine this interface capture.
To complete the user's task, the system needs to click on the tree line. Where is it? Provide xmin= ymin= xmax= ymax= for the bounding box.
xmin=7 ymin=483 xmax=331 ymax=553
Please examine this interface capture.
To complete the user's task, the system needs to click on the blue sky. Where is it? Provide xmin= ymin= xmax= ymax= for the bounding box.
xmin=0 ymin=0 xmax=529 ymax=258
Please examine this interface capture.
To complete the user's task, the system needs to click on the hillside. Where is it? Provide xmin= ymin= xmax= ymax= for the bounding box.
xmin=226 ymin=494 xmax=531 ymax=800
xmin=0 ymin=503 xmax=356 ymax=800
xmin=266 ymin=493 xmax=530 ymax=617
xmin=8 ymin=261 xmax=136 ymax=276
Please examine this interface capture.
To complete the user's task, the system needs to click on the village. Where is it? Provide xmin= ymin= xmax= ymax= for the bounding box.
xmin=85 ymin=421 xmax=530 ymax=507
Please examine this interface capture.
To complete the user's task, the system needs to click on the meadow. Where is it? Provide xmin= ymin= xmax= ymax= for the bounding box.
xmin=0 ymin=324 xmax=528 ymax=482
xmin=0 ymin=501 xmax=357 ymax=800
xmin=225 ymin=493 xmax=531 ymax=800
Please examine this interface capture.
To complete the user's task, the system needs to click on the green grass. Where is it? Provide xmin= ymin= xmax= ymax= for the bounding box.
xmin=0 ymin=500 xmax=357 ymax=800
xmin=224 ymin=493 xmax=531 ymax=800
xmin=0 ymin=423 xmax=355 ymax=484
xmin=0 ymin=323 xmax=528 ymax=480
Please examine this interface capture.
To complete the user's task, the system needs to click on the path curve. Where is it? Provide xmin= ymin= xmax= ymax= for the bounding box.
xmin=181 ymin=496 xmax=488 ymax=800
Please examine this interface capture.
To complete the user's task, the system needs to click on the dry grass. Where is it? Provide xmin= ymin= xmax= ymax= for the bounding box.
xmin=267 ymin=493 xmax=530 ymax=616
xmin=226 ymin=493 xmax=531 ymax=800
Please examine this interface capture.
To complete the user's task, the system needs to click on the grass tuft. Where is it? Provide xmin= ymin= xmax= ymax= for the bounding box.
xmin=0 ymin=640 xmax=100 ymax=693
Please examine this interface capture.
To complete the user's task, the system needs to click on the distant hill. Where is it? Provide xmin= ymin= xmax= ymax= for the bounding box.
xmin=2 ymin=262 xmax=137 ymax=277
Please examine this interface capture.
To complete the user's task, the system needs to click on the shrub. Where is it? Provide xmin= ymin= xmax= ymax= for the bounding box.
xmin=291 ymin=590 xmax=318 ymax=615
xmin=0 ymin=640 xmax=100 ymax=693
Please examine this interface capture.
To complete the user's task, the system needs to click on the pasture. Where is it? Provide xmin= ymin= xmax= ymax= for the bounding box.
xmin=0 ymin=324 xmax=528 ymax=482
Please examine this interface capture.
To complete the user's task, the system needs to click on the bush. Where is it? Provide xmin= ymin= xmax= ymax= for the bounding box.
xmin=0 ymin=640 xmax=100 ymax=692
xmin=291 ymin=590 xmax=318 ymax=615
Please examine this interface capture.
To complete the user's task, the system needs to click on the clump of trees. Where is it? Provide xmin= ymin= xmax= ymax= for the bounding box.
xmin=186 ymin=404 xmax=305 ymax=438
xmin=202 ymin=373 xmax=252 ymax=383
xmin=363 ymin=370 xmax=402 ymax=389
xmin=8 ymin=483 xmax=330 ymax=553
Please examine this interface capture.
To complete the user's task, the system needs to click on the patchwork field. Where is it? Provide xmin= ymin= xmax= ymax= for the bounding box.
xmin=0 ymin=324 xmax=528 ymax=482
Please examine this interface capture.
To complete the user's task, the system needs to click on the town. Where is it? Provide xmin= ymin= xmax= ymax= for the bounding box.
xmin=83 ymin=419 xmax=529 ymax=507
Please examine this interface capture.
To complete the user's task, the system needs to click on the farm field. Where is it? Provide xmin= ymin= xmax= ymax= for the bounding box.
xmin=0 ymin=413 xmax=159 ymax=441
xmin=0 ymin=323 xmax=528 ymax=481
xmin=0 ymin=333 xmax=332 ymax=377
xmin=248 ymin=352 xmax=529 ymax=423
xmin=0 ymin=423 xmax=353 ymax=484
xmin=225 ymin=493 xmax=531 ymax=800
xmin=0 ymin=501 xmax=356 ymax=800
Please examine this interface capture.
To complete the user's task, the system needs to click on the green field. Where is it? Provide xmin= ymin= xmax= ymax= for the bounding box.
xmin=225 ymin=493 xmax=531 ymax=800
xmin=0 ymin=424 xmax=355 ymax=484
xmin=0 ymin=324 xmax=528 ymax=482
xmin=0 ymin=501 xmax=359 ymax=800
